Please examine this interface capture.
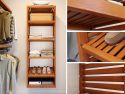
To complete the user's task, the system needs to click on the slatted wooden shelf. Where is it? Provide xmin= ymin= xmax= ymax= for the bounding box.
xmin=28 ymin=21 xmax=55 ymax=26
xmin=0 ymin=44 xmax=12 ymax=48
xmin=29 ymin=56 xmax=55 ymax=59
xmin=29 ymin=38 xmax=55 ymax=41
xmin=28 ymin=68 xmax=55 ymax=78
xmin=80 ymin=64 xmax=125 ymax=94
xmin=82 ymin=32 xmax=125 ymax=62
xmin=68 ymin=0 xmax=125 ymax=30
xmin=27 ymin=84 xmax=55 ymax=88
xmin=26 ymin=5 xmax=56 ymax=88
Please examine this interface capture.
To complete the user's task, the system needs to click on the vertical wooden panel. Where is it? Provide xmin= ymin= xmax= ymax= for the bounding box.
xmin=77 ymin=32 xmax=89 ymax=62
xmin=80 ymin=64 xmax=85 ymax=94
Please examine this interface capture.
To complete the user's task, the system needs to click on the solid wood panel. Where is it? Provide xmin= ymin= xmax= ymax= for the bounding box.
xmin=80 ymin=64 xmax=85 ymax=94
xmin=85 ymin=89 xmax=123 ymax=94
xmin=29 ymin=21 xmax=55 ymax=26
xmin=84 ymin=83 xmax=124 ymax=91
xmin=77 ymin=32 xmax=89 ymax=62
xmin=84 ymin=76 xmax=124 ymax=82
xmin=84 ymin=67 xmax=124 ymax=75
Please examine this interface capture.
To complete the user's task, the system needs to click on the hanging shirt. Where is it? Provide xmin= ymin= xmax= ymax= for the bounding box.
xmin=0 ymin=11 xmax=14 ymax=44
xmin=0 ymin=60 xmax=10 ymax=94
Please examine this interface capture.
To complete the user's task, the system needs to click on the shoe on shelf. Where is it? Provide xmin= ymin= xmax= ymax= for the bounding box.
xmin=47 ymin=66 xmax=51 ymax=74
xmin=42 ymin=66 xmax=47 ymax=74
xmin=37 ymin=66 xmax=42 ymax=74
xmin=31 ymin=66 xmax=37 ymax=74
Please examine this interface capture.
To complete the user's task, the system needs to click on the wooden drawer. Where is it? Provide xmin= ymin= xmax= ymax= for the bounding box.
xmin=30 ymin=13 xmax=53 ymax=21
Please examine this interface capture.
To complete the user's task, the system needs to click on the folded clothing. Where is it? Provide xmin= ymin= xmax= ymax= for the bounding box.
xmin=42 ymin=81 xmax=53 ymax=85
xmin=29 ymin=81 xmax=41 ymax=85
xmin=41 ymin=50 xmax=53 ymax=57
xmin=29 ymin=35 xmax=43 ymax=39
xmin=29 ymin=50 xmax=41 ymax=56
xmin=105 ymin=32 xmax=125 ymax=44
xmin=29 ymin=35 xmax=53 ymax=39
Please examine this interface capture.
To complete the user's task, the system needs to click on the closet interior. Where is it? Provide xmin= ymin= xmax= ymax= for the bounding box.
xmin=0 ymin=0 xmax=19 ymax=94
xmin=0 ymin=0 xmax=13 ymax=49
xmin=26 ymin=5 xmax=56 ymax=88
xmin=80 ymin=64 xmax=125 ymax=94
xmin=68 ymin=0 xmax=125 ymax=30
xmin=77 ymin=32 xmax=125 ymax=62
xmin=67 ymin=0 xmax=125 ymax=62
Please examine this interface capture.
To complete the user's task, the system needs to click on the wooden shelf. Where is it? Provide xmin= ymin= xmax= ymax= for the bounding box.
xmin=27 ymin=84 xmax=55 ymax=88
xmin=28 ymin=21 xmax=55 ymax=26
xmin=28 ymin=69 xmax=55 ymax=78
xmin=28 ymin=5 xmax=55 ymax=13
xmin=27 ymin=5 xmax=56 ymax=88
xmin=0 ymin=0 xmax=12 ymax=13
xmin=29 ymin=38 xmax=55 ymax=41
xmin=29 ymin=56 xmax=55 ymax=59
xmin=0 ymin=44 xmax=12 ymax=48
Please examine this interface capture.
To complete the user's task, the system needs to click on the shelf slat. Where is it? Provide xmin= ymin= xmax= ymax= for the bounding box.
xmin=0 ymin=44 xmax=12 ymax=48
xmin=28 ymin=21 xmax=55 ymax=26
xmin=28 ymin=73 xmax=55 ymax=78
xmin=27 ymin=84 xmax=55 ymax=88
xmin=29 ymin=38 xmax=55 ymax=41
xmin=29 ymin=56 xmax=54 ymax=59
xmin=28 ymin=68 xmax=55 ymax=78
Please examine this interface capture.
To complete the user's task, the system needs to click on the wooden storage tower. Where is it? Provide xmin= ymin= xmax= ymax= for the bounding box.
xmin=26 ymin=5 xmax=56 ymax=88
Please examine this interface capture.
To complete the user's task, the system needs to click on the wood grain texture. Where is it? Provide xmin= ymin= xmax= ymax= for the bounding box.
xmin=85 ymin=89 xmax=123 ymax=94
xmin=84 ymin=83 xmax=124 ymax=91
xmin=84 ymin=67 xmax=124 ymax=75
xmin=27 ymin=5 xmax=56 ymax=88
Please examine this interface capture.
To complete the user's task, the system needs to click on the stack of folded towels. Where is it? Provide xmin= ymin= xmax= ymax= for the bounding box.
xmin=29 ymin=50 xmax=41 ymax=56
xmin=29 ymin=49 xmax=53 ymax=57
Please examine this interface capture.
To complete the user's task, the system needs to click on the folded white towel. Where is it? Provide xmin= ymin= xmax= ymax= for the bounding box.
xmin=30 ymin=50 xmax=41 ymax=54
xmin=29 ymin=81 xmax=41 ymax=85
xmin=32 ymin=0 xmax=50 ymax=5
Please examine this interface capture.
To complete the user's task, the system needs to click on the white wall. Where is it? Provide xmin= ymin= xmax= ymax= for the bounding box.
xmin=4 ymin=0 xmax=66 ymax=94
xmin=67 ymin=64 xmax=79 ymax=94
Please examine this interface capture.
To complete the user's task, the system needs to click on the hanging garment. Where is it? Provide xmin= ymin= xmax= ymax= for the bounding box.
xmin=0 ymin=54 xmax=19 ymax=94
xmin=0 ymin=10 xmax=15 ymax=44
xmin=0 ymin=59 xmax=10 ymax=94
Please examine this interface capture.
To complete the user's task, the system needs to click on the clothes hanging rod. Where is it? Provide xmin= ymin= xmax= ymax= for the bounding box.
xmin=0 ymin=0 xmax=12 ymax=13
